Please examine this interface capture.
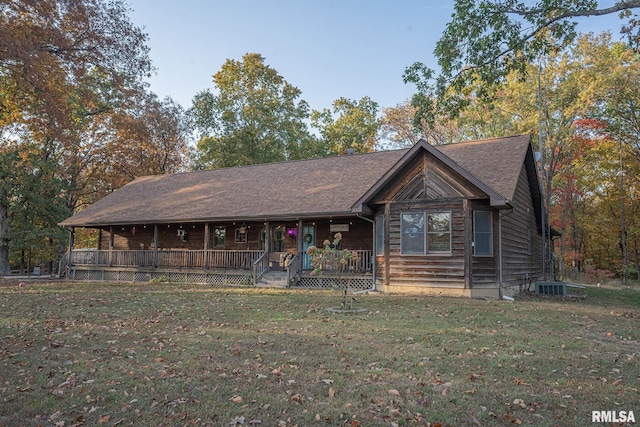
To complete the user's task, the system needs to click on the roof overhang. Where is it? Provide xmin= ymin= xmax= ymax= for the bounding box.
xmin=59 ymin=210 xmax=366 ymax=228
xmin=351 ymin=139 xmax=511 ymax=212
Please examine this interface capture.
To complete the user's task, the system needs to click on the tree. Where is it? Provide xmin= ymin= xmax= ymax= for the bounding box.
xmin=91 ymin=93 xmax=192 ymax=199
xmin=378 ymin=101 xmax=465 ymax=150
xmin=191 ymin=53 xmax=317 ymax=169
xmin=404 ymin=0 xmax=640 ymax=125
xmin=310 ymin=96 xmax=379 ymax=155
xmin=0 ymin=0 xmax=153 ymax=274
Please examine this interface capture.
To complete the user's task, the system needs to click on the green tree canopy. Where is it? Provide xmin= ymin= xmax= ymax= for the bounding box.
xmin=310 ymin=96 xmax=380 ymax=155
xmin=191 ymin=53 xmax=317 ymax=169
xmin=404 ymin=0 xmax=640 ymax=126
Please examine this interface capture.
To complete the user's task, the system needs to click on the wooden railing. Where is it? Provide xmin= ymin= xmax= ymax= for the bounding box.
xmin=69 ymin=249 xmax=373 ymax=276
xmin=70 ymin=249 xmax=265 ymax=271
xmin=315 ymin=250 xmax=373 ymax=274
xmin=253 ymin=251 xmax=269 ymax=285
xmin=286 ymin=253 xmax=302 ymax=286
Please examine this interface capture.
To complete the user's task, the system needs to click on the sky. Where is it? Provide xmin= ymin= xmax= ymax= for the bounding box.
xmin=127 ymin=0 xmax=627 ymax=113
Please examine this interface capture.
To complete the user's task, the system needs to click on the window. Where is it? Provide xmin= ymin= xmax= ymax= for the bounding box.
xmin=235 ymin=228 xmax=248 ymax=243
xmin=375 ymin=214 xmax=384 ymax=255
xmin=473 ymin=211 xmax=493 ymax=256
xmin=272 ymin=226 xmax=285 ymax=252
xmin=213 ymin=226 xmax=226 ymax=247
xmin=401 ymin=212 xmax=451 ymax=255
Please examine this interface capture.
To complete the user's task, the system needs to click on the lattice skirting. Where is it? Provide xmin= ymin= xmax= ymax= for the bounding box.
xmin=68 ymin=268 xmax=252 ymax=286
xmin=291 ymin=276 xmax=374 ymax=290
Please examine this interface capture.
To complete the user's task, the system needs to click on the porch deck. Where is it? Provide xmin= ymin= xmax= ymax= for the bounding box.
xmin=66 ymin=249 xmax=374 ymax=289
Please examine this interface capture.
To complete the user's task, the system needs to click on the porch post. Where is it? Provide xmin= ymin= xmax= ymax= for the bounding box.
xmin=265 ymin=221 xmax=271 ymax=266
xmin=108 ymin=226 xmax=114 ymax=267
xmin=153 ymin=225 xmax=159 ymax=268
xmin=296 ymin=220 xmax=303 ymax=254
xmin=67 ymin=227 xmax=75 ymax=267
xmin=203 ymin=223 xmax=210 ymax=270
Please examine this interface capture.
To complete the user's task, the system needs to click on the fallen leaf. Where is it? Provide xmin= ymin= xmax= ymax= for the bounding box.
xmin=230 ymin=416 xmax=245 ymax=425
xmin=328 ymin=387 xmax=335 ymax=398
xmin=97 ymin=414 xmax=111 ymax=424
xmin=387 ymin=389 xmax=400 ymax=396
xmin=231 ymin=395 xmax=243 ymax=403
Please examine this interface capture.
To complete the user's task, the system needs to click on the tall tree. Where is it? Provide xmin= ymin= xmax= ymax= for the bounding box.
xmin=404 ymin=0 xmax=640 ymax=125
xmin=378 ymin=101 xmax=465 ymax=150
xmin=310 ymin=97 xmax=379 ymax=155
xmin=191 ymin=53 xmax=316 ymax=169
xmin=0 ymin=0 xmax=152 ymax=274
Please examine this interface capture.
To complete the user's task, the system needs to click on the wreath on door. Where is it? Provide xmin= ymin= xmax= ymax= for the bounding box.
xmin=303 ymin=233 xmax=313 ymax=245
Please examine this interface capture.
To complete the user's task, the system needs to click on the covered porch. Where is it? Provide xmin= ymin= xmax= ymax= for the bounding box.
xmin=64 ymin=217 xmax=375 ymax=288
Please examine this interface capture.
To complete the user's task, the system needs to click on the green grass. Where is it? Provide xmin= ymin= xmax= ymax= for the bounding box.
xmin=0 ymin=279 xmax=639 ymax=426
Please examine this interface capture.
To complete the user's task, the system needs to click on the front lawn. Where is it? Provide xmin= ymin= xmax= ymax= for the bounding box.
xmin=0 ymin=280 xmax=639 ymax=426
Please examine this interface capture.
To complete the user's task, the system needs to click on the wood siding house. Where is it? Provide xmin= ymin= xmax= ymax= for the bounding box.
xmin=60 ymin=135 xmax=550 ymax=298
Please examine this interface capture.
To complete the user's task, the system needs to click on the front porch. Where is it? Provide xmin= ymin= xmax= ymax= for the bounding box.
xmin=66 ymin=248 xmax=374 ymax=289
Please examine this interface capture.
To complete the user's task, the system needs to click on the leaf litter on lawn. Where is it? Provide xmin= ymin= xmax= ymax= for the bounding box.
xmin=0 ymin=280 xmax=638 ymax=426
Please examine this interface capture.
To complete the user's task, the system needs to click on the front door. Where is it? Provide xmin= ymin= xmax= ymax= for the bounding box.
xmin=302 ymin=225 xmax=315 ymax=269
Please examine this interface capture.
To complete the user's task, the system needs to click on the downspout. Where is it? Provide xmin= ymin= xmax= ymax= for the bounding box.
xmin=356 ymin=214 xmax=376 ymax=293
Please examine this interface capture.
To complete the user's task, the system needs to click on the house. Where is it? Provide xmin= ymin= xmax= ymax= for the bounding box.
xmin=59 ymin=134 xmax=550 ymax=298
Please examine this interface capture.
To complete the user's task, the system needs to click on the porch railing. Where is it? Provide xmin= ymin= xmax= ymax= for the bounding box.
xmin=253 ymin=251 xmax=269 ymax=285
xmin=286 ymin=253 xmax=302 ymax=286
xmin=314 ymin=250 xmax=373 ymax=274
xmin=70 ymin=249 xmax=265 ymax=270
xmin=68 ymin=249 xmax=374 ymax=283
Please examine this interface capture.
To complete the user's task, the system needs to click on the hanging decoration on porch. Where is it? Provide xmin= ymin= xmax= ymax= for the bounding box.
xmin=238 ymin=222 xmax=248 ymax=234
xmin=303 ymin=233 xmax=313 ymax=244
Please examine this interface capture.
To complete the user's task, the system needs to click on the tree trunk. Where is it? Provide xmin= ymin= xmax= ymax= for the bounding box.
xmin=0 ymin=188 xmax=11 ymax=275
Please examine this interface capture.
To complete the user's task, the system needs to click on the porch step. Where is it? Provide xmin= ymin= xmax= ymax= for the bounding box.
xmin=256 ymin=271 xmax=288 ymax=288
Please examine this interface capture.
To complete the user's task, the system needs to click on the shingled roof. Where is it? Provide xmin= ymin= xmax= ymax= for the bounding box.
xmin=60 ymin=134 xmax=536 ymax=227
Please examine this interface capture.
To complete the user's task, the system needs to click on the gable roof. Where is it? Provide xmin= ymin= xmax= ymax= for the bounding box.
xmin=60 ymin=134 xmax=537 ymax=227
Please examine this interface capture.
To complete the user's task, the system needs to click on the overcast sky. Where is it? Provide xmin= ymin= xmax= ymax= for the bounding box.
xmin=127 ymin=1 xmax=626 ymax=113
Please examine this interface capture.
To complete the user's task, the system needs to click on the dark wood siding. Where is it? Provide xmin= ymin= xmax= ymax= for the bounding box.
xmin=369 ymin=151 xmax=491 ymax=291
xmin=311 ymin=218 xmax=372 ymax=250
xmin=470 ymin=201 xmax=498 ymax=286
xmin=385 ymin=199 xmax=466 ymax=289
xmin=500 ymin=166 xmax=543 ymax=287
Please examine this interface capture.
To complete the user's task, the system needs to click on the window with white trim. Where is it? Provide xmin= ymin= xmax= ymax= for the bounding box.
xmin=473 ymin=211 xmax=493 ymax=256
xmin=401 ymin=212 xmax=451 ymax=255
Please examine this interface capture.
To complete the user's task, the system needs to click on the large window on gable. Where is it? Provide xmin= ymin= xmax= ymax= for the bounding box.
xmin=401 ymin=212 xmax=451 ymax=255
xmin=473 ymin=211 xmax=493 ymax=256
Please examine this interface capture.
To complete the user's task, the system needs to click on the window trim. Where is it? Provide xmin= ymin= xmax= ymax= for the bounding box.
xmin=473 ymin=210 xmax=493 ymax=257
xmin=400 ymin=211 xmax=452 ymax=256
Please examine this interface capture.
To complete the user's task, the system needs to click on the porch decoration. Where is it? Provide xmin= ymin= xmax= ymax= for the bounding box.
xmin=238 ymin=223 xmax=247 ymax=234
xmin=307 ymin=233 xmax=365 ymax=313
